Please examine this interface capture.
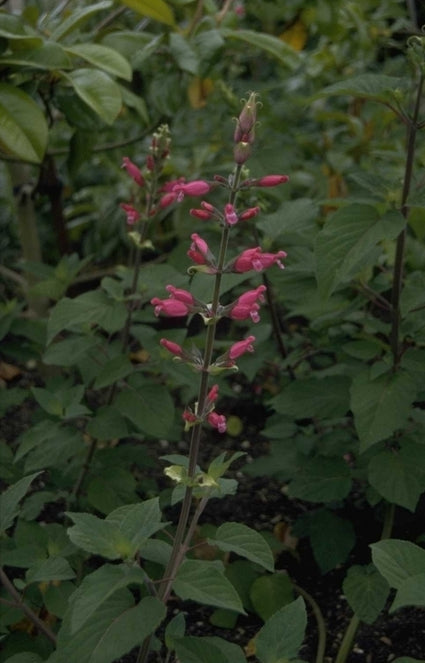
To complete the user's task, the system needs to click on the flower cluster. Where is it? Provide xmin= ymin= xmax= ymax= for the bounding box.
xmin=148 ymin=93 xmax=288 ymax=437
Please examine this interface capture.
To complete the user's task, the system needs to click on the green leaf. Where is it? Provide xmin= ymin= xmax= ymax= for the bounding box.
xmin=315 ymin=205 xmax=405 ymax=298
xmin=309 ymin=510 xmax=355 ymax=574
xmin=0 ymin=42 xmax=72 ymax=70
xmin=47 ymin=291 xmax=127 ymax=343
xmin=64 ymin=43 xmax=132 ymax=81
xmin=351 ymin=369 xmax=417 ymax=452
xmin=50 ymin=1 xmax=113 ymax=41
xmin=43 ymin=336 xmax=99 ymax=367
xmin=343 ymin=565 xmax=389 ymax=624
xmin=120 ymin=0 xmax=175 ymax=26
xmin=174 ymin=636 xmax=247 ymax=663
xmin=368 ymin=442 xmax=425 ymax=512
xmin=106 ymin=499 xmax=165 ymax=547
xmin=0 ymin=473 xmax=41 ymax=532
xmin=211 ymin=523 xmax=274 ymax=572
xmin=289 ymin=457 xmax=351 ymax=503
xmin=25 ymin=557 xmax=76 ymax=584
xmin=16 ymin=421 xmax=85 ymax=472
xmin=62 ymin=69 xmax=122 ymax=125
xmin=221 ymin=28 xmax=300 ymax=70
xmin=86 ymin=406 xmax=129 ymax=441
xmin=318 ymin=74 xmax=409 ymax=106
xmin=173 ymin=560 xmax=245 ymax=614
xmin=115 ymin=380 xmax=174 ymax=438
xmin=250 ymin=574 xmax=294 ymax=622
xmin=255 ymin=597 xmax=307 ymax=663
xmin=0 ymin=13 xmax=41 ymax=43
xmin=0 ymin=83 xmax=48 ymax=163
xmin=169 ymin=33 xmax=198 ymax=74
xmin=272 ymin=375 xmax=350 ymax=419
xmin=371 ymin=539 xmax=425 ymax=589
xmin=257 ymin=198 xmax=319 ymax=243
xmin=3 ymin=654 xmax=43 ymax=663
xmin=391 ymin=573 xmax=425 ymax=612
xmin=68 ymin=564 xmax=147 ymax=633
xmin=93 ymin=354 xmax=134 ymax=389
xmin=50 ymin=591 xmax=165 ymax=663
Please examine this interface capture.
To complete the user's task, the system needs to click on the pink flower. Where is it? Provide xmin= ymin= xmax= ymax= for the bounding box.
xmin=239 ymin=206 xmax=260 ymax=221
xmin=227 ymin=285 xmax=267 ymax=323
xmin=229 ymin=335 xmax=256 ymax=360
xmin=160 ymin=338 xmax=184 ymax=357
xmin=187 ymin=233 xmax=212 ymax=266
xmin=166 ymin=285 xmax=195 ymax=306
xmin=190 ymin=208 xmax=214 ymax=220
xmin=254 ymin=175 xmax=289 ymax=187
xmin=207 ymin=411 xmax=227 ymax=433
xmin=120 ymin=203 xmax=141 ymax=225
xmin=159 ymin=192 xmax=178 ymax=209
xmin=207 ymin=384 xmax=219 ymax=404
xmin=224 ymin=203 xmax=238 ymax=226
xmin=122 ymin=157 xmax=144 ymax=187
xmin=183 ymin=409 xmax=197 ymax=425
xmin=151 ymin=298 xmax=190 ymax=317
xmin=232 ymin=247 xmax=287 ymax=272
xmin=175 ymin=180 xmax=210 ymax=200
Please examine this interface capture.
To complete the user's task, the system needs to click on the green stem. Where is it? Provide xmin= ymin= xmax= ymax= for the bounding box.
xmin=334 ymin=614 xmax=360 ymax=663
xmin=293 ymin=583 xmax=327 ymax=663
xmin=390 ymin=72 xmax=424 ymax=369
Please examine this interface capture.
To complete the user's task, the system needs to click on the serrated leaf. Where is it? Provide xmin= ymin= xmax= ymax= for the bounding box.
xmin=68 ymin=564 xmax=147 ymax=633
xmin=64 ymin=43 xmax=132 ymax=81
xmin=390 ymin=573 xmax=425 ymax=612
xmin=0 ymin=472 xmax=41 ymax=532
xmin=0 ymin=83 xmax=48 ymax=163
xmin=255 ymin=597 xmax=307 ymax=663
xmin=272 ymin=375 xmax=350 ymax=419
xmin=343 ymin=565 xmax=389 ymax=624
xmin=174 ymin=636 xmax=246 ymax=663
xmin=50 ymin=591 xmax=165 ymax=663
xmin=93 ymin=354 xmax=133 ymax=389
xmin=250 ymin=574 xmax=294 ymax=621
xmin=114 ymin=380 xmax=174 ymax=438
xmin=121 ymin=0 xmax=175 ymax=26
xmin=315 ymin=205 xmax=405 ymax=298
xmin=318 ymin=74 xmax=408 ymax=106
xmin=211 ymin=522 xmax=274 ymax=572
xmin=173 ymin=560 xmax=245 ymax=614
xmin=371 ymin=539 xmax=425 ymax=589
xmin=289 ymin=457 xmax=351 ymax=503
xmin=221 ymin=28 xmax=300 ymax=69
xmin=62 ymin=69 xmax=122 ymax=125
xmin=26 ymin=556 xmax=76 ymax=584
xmin=368 ymin=443 xmax=425 ymax=512
xmin=43 ymin=336 xmax=99 ymax=367
xmin=351 ymin=369 xmax=417 ymax=452
xmin=309 ymin=510 xmax=355 ymax=574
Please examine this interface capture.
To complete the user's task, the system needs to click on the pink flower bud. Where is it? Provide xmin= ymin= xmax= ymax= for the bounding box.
xmin=201 ymin=201 xmax=215 ymax=212
xmin=160 ymin=338 xmax=184 ymax=357
xmin=159 ymin=192 xmax=178 ymax=208
xmin=151 ymin=298 xmax=190 ymax=317
xmin=166 ymin=285 xmax=195 ymax=306
xmin=239 ymin=206 xmax=260 ymax=221
xmin=229 ymin=335 xmax=256 ymax=360
xmin=207 ymin=411 xmax=227 ymax=433
xmin=255 ymin=175 xmax=289 ymax=187
xmin=236 ymin=92 xmax=258 ymax=135
xmin=120 ymin=203 xmax=141 ymax=225
xmin=224 ymin=203 xmax=238 ymax=226
xmin=183 ymin=409 xmax=197 ymax=424
xmin=207 ymin=384 xmax=219 ymax=403
xmin=176 ymin=180 xmax=211 ymax=197
xmin=232 ymin=247 xmax=287 ymax=273
xmin=146 ymin=154 xmax=155 ymax=171
xmin=233 ymin=141 xmax=252 ymax=165
xmin=187 ymin=233 xmax=213 ymax=266
xmin=190 ymin=208 xmax=214 ymax=220
xmin=122 ymin=157 xmax=144 ymax=187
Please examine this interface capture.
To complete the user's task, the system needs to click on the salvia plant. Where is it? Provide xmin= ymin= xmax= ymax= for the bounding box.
xmin=2 ymin=21 xmax=425 ymax=663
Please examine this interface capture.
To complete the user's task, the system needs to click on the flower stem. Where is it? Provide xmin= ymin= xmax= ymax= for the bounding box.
xmin=293 ymin=583 xmax=327 ymax=663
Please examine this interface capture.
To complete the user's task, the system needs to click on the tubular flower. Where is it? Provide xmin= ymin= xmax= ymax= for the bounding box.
xmin=121 ymin=157 xmax=145 ymax=187
xmin=174 ymin=180 xmax=211 ymax=201
xmin=160 ymin=338 xmax=184 ymax=358
xmin=231 ymin=247 xmax=287 ymax=273
xmin=151 ymin=298 xmax=191 ymax=317
xmin=226 ymin=285 xmax=267 ymax=323
xmin=224 ymin=203 xmax=238 ymax=226
xmin=166 ymin=285 xmax=195 ymax=306
xmin=207 ymin=411 xmax=227 ymax=433
xmin=206 ymin=383 xmax=219 ymax=404
xmin=229 ymin=335 xmax=256 ymax=361
xmin=239 ymin=206 xmax=260 ymax=221
xmin=187 ymin=233 xmax=216 ymax=271
xmin=254 ymin=175 xmax=289 ymax=187
xmin=120 ymin=203 xmax=141 ymax=225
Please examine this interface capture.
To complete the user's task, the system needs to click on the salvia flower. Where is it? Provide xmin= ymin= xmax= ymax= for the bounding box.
xmin=160 ymin=338 xmax=184 ymax=358
xmin=120 ymin=203 xmax=141 ymax=225
xmin=151 ymin=298 xmax=191 ymax=317
xmin=122 ymin=157 xmax=145 ymax=187
xmin=226 ymin=285 xmax=267 ymax=323
xmin=224 ymin=203 xmax=238 ymax=226
xmin=231 ymin=247 xmax=287 ymax=273
xmin=254 ymin=174 xmax=289 ymax=187
xmin=187 ymin=233 xmax=216 ymax=272
xmin=239 ymin=206 xmax=260 ymax=221
xmin=207 ymin=411 xmax=227 ymax=433
xmin=206 ymin=383 xmax=219 ymax=405
xmin=175 ymin=180 xmax=211 ymax=201
xmin=166 ymin=285 xmax=195 ymax=306
xmin=229 ymin=335 xmax=256 ymax=360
